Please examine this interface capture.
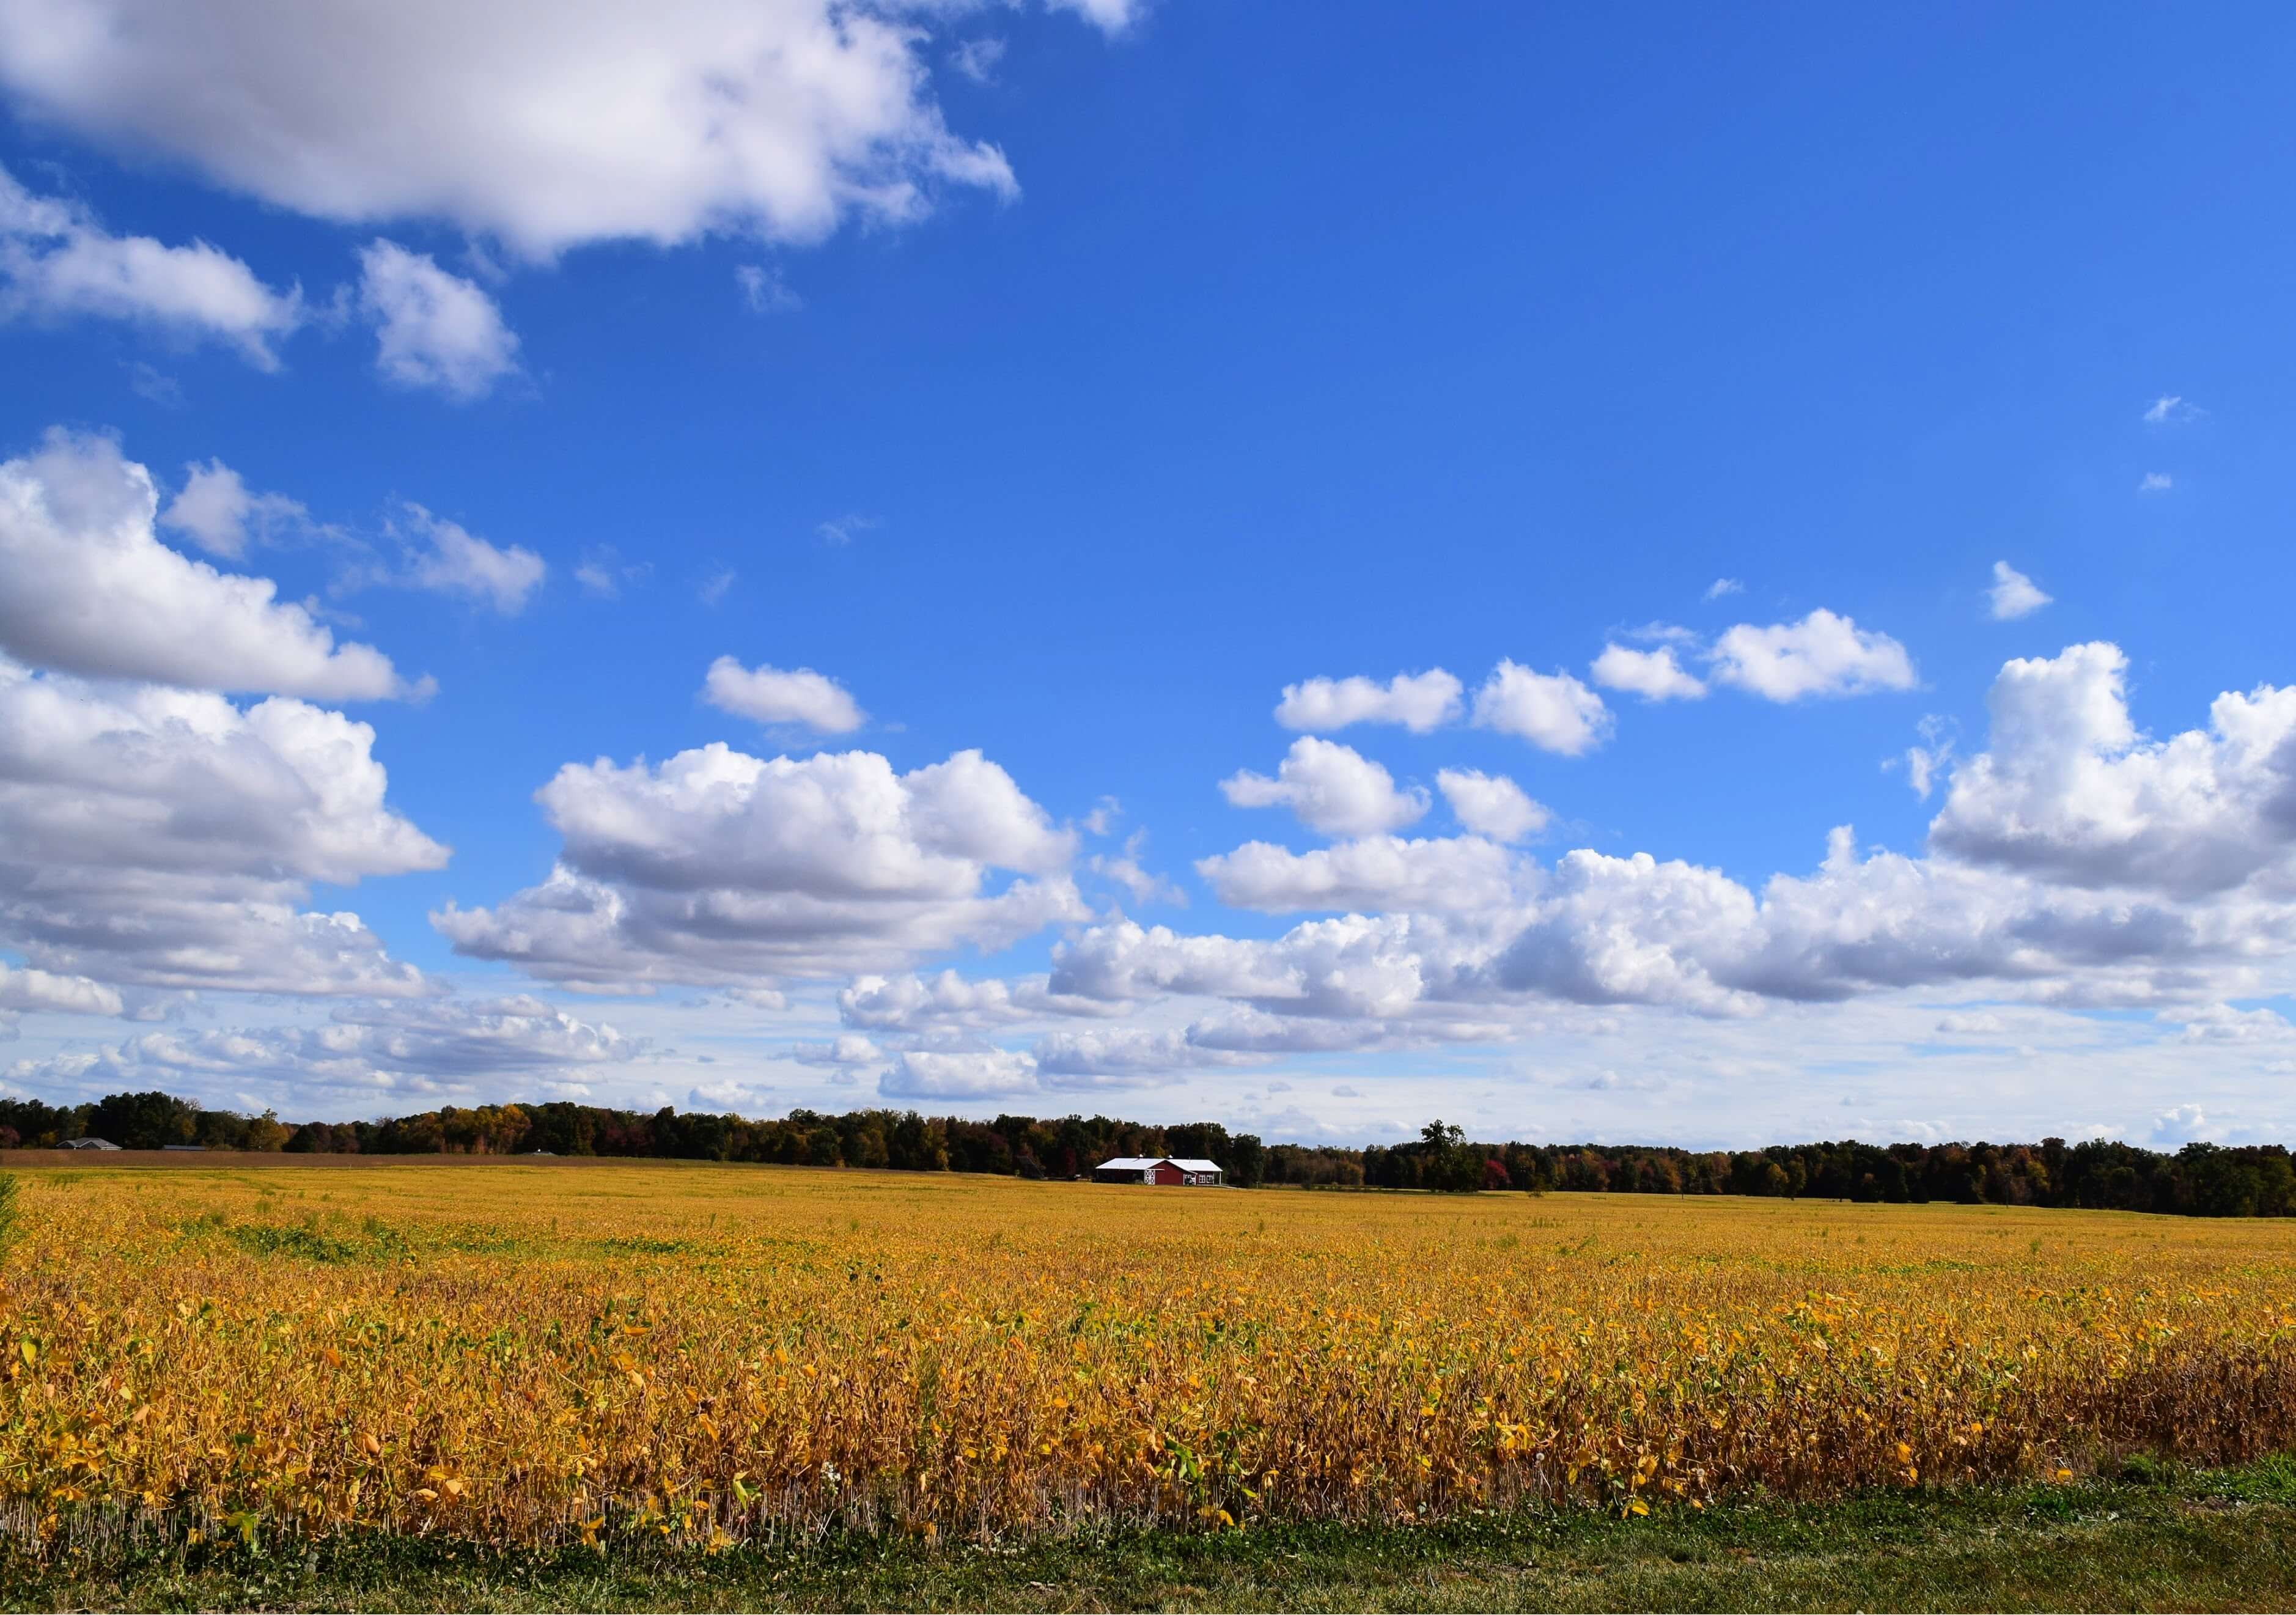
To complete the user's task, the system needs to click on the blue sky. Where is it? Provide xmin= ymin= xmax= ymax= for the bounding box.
xmin=3 ymin=1 xmax=2295 ymax=1149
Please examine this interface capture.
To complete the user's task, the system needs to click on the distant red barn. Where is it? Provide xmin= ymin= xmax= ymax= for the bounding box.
xmin=1094 ymin=1156 xmax=1224 ymax=1186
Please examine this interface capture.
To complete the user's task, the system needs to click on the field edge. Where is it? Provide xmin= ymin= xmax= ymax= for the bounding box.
xmin=8 ymin=1455 xmax=2296 ymax=1613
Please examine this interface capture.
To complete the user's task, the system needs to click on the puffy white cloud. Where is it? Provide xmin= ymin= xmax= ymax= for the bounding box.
xmin=389 ymin=503 xmax=545 ymax=613
xmin=2139 ymin=472 xmax=2173 ymax=493
xmin=1048 ymin=915 xmax=1445 ymax=1024
xmin=1709 ymin=609 xmax=1916 ymax=702
xmin=159 ymin=460 xmax=311 ymax=559
xmin=1273 ymin=670 xmax=1462 ymax=734
xmin=1987 ymin=561 xmax=2051 ymax=621
xmin=0 ymin=1 xmax=1095 ymax=262
xmin=841 ymin=971 xmax=1022 ymax=1031
xmin=1220 ymin=737 xmax=1428 ymax=837
xmin=2143 ymin=396 xmax=2202 ymax=425
xmin=0 ymin=657 xmax=444 ymax=995
xmin=12 ymin=995 xmax=639 ymax=1103
xmin=1929 ymin=642 xmax=2296 ymax=899
xmin=1704 ymin=578 xmax=1743 ymax=600
xmin=881 ymin=1046 xmax=1037 ymax=1100
xmin=1436 ymin=768 xmax=1548 ymax=842
xmin=434 ymin=745 xmax=1083 ymax=991
xmin=1198 ymin=834 xmax=1518 ymax=915
xmin=1482 ymin=848 xmax=1763 ymax=1014
xmin=702 ymin=655 xmax=866 ymax=733
xmin=0 ymin=962 xmax=121 ymax=1017
xmin=1471 ymin=661 xmax=1611 ymax=755
xmin=0 ymin=162 xmax=302 ymax=366
xmin=1590 ymin=642 xmax=1706 ymax=702
xmin=0 ymin=430 xmax=414 ymax=699
xmin=357 ymin=241 xmax=520 ymax=400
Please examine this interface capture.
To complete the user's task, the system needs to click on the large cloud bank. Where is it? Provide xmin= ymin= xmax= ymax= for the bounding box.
xmin=833 ymin=641 xmax=2296 ymax=1089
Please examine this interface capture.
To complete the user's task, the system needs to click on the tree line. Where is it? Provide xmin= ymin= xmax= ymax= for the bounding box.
xmin=2 ymin=1091 xmax=2290 ymax=1218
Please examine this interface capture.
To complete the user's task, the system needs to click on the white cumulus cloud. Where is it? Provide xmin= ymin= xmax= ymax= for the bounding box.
xmin=1987 ymin=561 xmax=2051 ymax=621
xmin=1273 ymin=669 xmax=1462 ymax=734
xmin=1709 ymin=609 xmax=1916 ymax=702
xmin=159 ymin=460 xmax=311 ymax=559
xmin=0 ymin=429 xmax=414 ymax=700
xmin=1471 ymin=661 xmax=1612 ymax=755
xmin=1590 ymin=642 xmax=1707 ymax=701
xmin=0 ymin=2 xmax=1134 ymax=261
xmin=434 ymin=745 xmax=1083 ymax=991
xmin=0 ymin=161 xmax=303 ymax=366
xmin=0 ymin=962 xmax=122 ymax=1017
xmin=0 ymin=656 xmax=445 ymax=995
xmin=1929 ymin=641 xmax=2296 ymax=899
xmin=881 ymin=1047 xmax=1039 ymax=1100
xmin=393 ymin=504 xmax=545 ymax=613
xmin=702 ymin=655 xmax=866 ymax=733
xmin=1435 ymin=768 xmax=1548 ymax=842
xmin=1198 ymin=833 xmax=1519 ymax=915
xmin=1220 ymin=737 xmax=1429 ymax=837
xmin=357 ymin=240 xmax=520 ymax=400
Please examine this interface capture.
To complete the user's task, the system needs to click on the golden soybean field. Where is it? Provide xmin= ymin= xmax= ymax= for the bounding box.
xmin=6 ymin=1163 xmax=2296 ymax=1556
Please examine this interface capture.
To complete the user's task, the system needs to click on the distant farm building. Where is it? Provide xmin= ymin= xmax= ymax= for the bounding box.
xmin=61 ymin=1137 xmax=122 ymax=1150
xmin=1094 ymin=1155 xmax=1223 ymax=1186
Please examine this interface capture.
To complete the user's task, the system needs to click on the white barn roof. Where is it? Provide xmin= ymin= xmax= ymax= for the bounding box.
xmin=1097 ymin=1155 xmax=1222 ymax=1173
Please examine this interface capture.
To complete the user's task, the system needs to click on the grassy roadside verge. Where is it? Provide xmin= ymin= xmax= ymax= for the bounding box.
xmin=9 ymin=1456 xmax=2296 ymax=1613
